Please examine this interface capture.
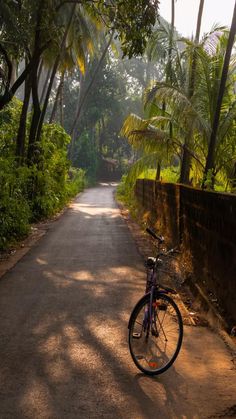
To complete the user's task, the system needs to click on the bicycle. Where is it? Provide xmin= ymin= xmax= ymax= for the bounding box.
xmin=128 ymin=228 xmax=183 ymax=375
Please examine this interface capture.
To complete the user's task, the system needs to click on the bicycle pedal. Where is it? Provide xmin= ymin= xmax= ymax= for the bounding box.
xmin=132 ymin=332 xmax=142 ymax=339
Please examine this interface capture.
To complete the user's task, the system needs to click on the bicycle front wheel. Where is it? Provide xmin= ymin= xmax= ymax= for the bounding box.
xmin=128 ymin=293 xmax=183 ymax=375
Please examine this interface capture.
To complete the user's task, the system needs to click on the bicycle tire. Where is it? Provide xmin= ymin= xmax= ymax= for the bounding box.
xmin=128 ymin=292 xmax=183 ymax=375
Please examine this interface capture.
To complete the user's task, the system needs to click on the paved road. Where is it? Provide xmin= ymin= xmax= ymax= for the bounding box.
xmin=0 ymin=184 xmax=236 ymax=419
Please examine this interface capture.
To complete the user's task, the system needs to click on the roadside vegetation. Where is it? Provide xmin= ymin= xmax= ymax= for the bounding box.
xmin=121 ymin=1 xmax=236 ymax=192
xmin=0 ymin=0 xmax=158 ymax=249
xmin=1 ymin=0 xmax=236 ymax=249
xmin=0 ymin=97 xmax=86 ymax=249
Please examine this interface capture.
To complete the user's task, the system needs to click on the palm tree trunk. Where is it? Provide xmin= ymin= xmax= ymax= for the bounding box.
xmin=231 ymin=162 xmax=236 ymax=191
xmin=37 ymin=59 xmax=43 ymax=85
xmin=49 ymin=70 xmax=65 ymax=123
xmin=180 ymin=0 xmax=204 ymax=184
xmin=155 ymin=162 xmax=161 ymax=181
xmin=40 ymin=67 xmax=51 ymax=106
xmin=166 ymin=0 xmax=175 ymax=141
xmin=195 ymin=0 xmax=204 ymax=43
xmin=203 ymin=0 xmax=236 ymax=187
xmin=59 ymin=72 xmax=65 ymax=126
xmin=166 ymin=0 xmax=175 ymax=84
xmin=10 ymin=58 xmax=17 ymax=86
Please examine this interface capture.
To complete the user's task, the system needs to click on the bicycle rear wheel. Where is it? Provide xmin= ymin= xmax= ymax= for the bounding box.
xmin=128 ymin=293 xmax=183 ymax=375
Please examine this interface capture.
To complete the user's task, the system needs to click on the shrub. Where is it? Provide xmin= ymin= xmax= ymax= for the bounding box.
xmin=0 ymin=120 xmax=86 ymax=250
xmin=0 ymin=159 xmax=31 ymax=248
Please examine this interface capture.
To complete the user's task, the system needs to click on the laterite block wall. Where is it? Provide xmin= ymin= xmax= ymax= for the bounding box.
xmin=135 ymin=179 xmax=236 ymax=325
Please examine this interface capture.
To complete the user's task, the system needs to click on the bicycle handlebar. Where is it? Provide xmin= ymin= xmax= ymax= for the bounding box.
xmin=146 ymin=228 xmax=164 ymax=243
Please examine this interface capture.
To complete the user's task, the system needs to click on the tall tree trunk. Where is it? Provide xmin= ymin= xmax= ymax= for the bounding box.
xmin=180 ymin=0 xmax=204 ymax=184
xmin=59 ymin=71 xmax=65 ymax=126
xmin=37 ymin=58 xmax=43 ymax=84
xmin=195 ymin=0 xmax=204 ymax=43
xmin=49 ymin=70 xmax=65 ymax=123
xmin=40 ymin=67 xmax=51 ymax=105
xmin=155 ymin=162 xmax=161 ymax=181
xmin=15 ymin=69 xmax=31 ymax=163
xmin=10 ymin=58 xmax=18 ymax=86
xmin=35 ymin=5 xmax=76 ymax=144
xmin=68 ymin=29 xmax=114 ymax=159
xmin=166 ymin=0 xmax=175 ymax=84
xmin=203 ymin=0 xmax=236 ymax=187
xmin=231 ymin=162 xmax=236 ymax=191
xmin=27 ymin=56 xmax=41 ymax=163
xmin=69 ymin=71 xmax=84 ymax=160
xmin=166 ymin=0 xmax=175 ymax=144
xmin=26 ymin=0 xmax=45 ymax=163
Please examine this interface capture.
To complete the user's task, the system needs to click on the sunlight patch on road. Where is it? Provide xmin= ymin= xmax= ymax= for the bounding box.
xmin=136 ymin=375 xmax=168 ymax=407
xmin=70 ymin=270 xmax=95 ymax=281
xmin=98 ymin=182 xmax=118 ymax=187
xmin=36 ymin=257 xmax=48 ymax=265
xmin=107 ymin=266 xmax=145 ymax=282
xmin=20 ymin=380 xmax=55 ymax=418
xmin=76 ymin=205 xmax=120 ymax=217
xmin=86 ymin=314 xmax=129 ymax=352
xmin=67 ymin=339 xmax=103 ymax=370
xmin=43 ymin=270 xmax=95 ymax=282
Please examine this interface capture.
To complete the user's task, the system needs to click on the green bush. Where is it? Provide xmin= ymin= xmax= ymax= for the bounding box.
xmin=0 ymin=118 xmax=86 ymax=250
xmin=25 ymin=124 xmax=86 ymax=220
xmin=116 ymin=174 xmax=138 ymax=218
xmin=0 ymin=159 xmax=31 ymax=248
xmin=66 ymin=168 xmax=87 ymax=198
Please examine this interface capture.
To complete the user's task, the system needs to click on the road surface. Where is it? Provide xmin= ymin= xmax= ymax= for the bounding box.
xmin=0 ymin=183 xmax=235 ymax=418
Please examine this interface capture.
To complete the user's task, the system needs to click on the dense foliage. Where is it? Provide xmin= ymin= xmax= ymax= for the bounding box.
xmin=121 ymin=20 xmax=236 ymax=191
xmin=0 ymin=100 xmax=85 ymax=249
xmin=0 ymin=1 xmax=159 ymax=249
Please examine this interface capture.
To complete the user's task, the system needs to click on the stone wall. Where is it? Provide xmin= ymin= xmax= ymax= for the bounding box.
xmin=135 ymin=179 xmax=236 ymax=325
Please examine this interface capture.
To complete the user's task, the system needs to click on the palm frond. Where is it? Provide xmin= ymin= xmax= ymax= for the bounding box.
xmin=126 ymin=151 xmax=162 ymax=184
xmin=218 ymin=100 xmax=236 ymax=143
xmin=120 ymin=113 xmax=169 ymax=152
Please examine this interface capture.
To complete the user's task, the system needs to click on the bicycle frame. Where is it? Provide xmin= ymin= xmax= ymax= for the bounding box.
xmin=128 ymin=227 xmax=177 ymax=332
xmin=128 ymin=228 xmax=183 ymax=375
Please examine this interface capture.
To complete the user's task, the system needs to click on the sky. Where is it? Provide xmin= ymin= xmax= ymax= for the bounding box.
xmin=159 ymin=0 xmax=235 ymax=38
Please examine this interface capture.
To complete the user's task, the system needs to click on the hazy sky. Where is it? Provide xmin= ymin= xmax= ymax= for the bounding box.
xmin=159 ymin=0 xmax=235 ymax=38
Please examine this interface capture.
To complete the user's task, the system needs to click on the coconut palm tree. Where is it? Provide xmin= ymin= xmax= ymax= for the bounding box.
xmin=203 ymin=0 xmax=236 ymax=187
xmin=121 ymin=28 xmax=236 ymax=188
xmin=179 ymin=0 xmax=205 ymax=183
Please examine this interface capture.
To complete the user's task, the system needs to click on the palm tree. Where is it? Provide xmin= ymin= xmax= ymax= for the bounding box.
xmin=121 ymin=28 xmax=236 ymax=188
xmin=120 ymin=112 xmax=176 ymax=184
xmin=179 ymin=0 xmax=205 ymax=184
xmin=203 ymin=0 xmax=236 ymax=187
